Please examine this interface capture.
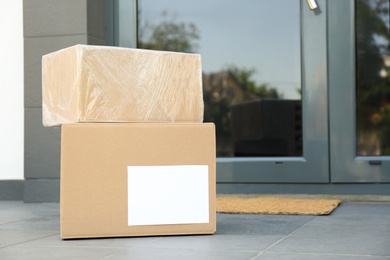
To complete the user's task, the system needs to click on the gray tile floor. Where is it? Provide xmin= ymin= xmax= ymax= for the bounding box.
xmin=0 ymin=201 xmax=389 ymax=259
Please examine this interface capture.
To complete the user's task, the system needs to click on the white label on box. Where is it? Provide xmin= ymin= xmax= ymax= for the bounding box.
xmin=127 ymin=165 xmax=209 ymax=226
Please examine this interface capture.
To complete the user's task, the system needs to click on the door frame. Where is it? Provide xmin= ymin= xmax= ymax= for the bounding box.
xmin=109 ymin=0 xmax=390 ymax=194
xmin=106 ymin=0 xmax=137 ymax=48
xmin=217 ymin=0 xmax=329 ymax=183
xmin=328 ymin=0 xmax=390 ymax=183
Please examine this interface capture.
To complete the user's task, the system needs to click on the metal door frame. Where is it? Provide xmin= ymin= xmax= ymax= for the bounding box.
xmin=119 ymin=0 xmax=331 ymax=184
xmin=217 ymin=0 xmax=329 ymax=183
xmin=109 ymin=0 xmax=390 ymax=193
xmin=328 ymin=0 xmax=390 ymax=183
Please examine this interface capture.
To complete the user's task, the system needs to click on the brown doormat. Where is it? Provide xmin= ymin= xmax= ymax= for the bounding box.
xmin=217 ymin=197 xmax=341 ymax=215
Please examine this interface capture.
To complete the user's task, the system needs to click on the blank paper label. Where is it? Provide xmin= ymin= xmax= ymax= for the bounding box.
xmin=127 ymin=165 xmax=209 ymax=226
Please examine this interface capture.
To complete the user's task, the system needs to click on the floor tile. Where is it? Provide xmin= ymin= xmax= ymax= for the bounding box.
xmin=267 ymin=224 xmax=390 ymax=256
xmin=23 ymin=234 xmax=162 ymax=248
xmin=0 ymin=202 xmax=59 ymax=222
xmin=254 ymin=252 xmax=390 ymax=260
xmin=0 ymin=217 xmax=22 ymax=225
xmin=0 ymin=201 xmax=60 ymax=226
xmin=330 ymin=203 xmax=390 ymax=217
xmin=317 ymin=203 xmax=390 ymax=224
xmin=104 ymin=247 xmax=259 ymax=260
xmin=216 ymin=213 xmax=229 ymax=220
xmin=0 ymin=202 xmax=59 ymax=211
xmin=138 ymin=234 xmax=283 ymax=252
xmin=268 ymin=204 xmax=390 ymax=256
xmin=0 ymin=201 xmax=24 ymax=210
xmin=217 ymin=213 xmax=314 ymax=235
xmin=0 ymin=215 xmax=60 ymax=231
xmin=0 ymin=245 xmax=122 ymax=260
xmin=0 ymin=230 xmax=58 ymax=247
xmin=0 ymin=201 xmax=389 ymax=260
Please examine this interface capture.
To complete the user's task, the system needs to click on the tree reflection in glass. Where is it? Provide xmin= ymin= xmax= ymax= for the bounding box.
xmin=356 ymin=0 xmax=390 ymax=156
xmin=138 ymin=0 xmax=302 ymax=157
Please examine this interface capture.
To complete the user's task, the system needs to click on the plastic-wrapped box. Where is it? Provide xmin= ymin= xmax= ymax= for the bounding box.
xmin=42 ymin=45 xmax=204 ymax=127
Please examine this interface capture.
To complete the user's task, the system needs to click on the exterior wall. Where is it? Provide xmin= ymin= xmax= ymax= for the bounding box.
xmin=0 ymin=0 xmax=24 ymax=181
xmin=23 ymin=0 xmax=106 ymax=202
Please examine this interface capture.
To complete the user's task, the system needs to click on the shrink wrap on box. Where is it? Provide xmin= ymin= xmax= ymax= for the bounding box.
xmin=42 ymin=45 xmax=204 ymax=126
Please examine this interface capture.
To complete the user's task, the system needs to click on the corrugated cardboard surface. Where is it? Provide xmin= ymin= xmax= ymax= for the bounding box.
xmin=60 ymin=123 xmax=216 ymax=239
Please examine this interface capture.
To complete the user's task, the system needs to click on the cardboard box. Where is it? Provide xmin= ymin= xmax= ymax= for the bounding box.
xmin=42 ymin=45 xmax=204 ymax=127
xmin=60 ymin=123 xmax=216 ymax=239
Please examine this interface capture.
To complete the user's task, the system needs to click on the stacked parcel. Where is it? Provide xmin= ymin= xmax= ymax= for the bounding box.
xmin=42 ymin=45 xmax=216 ymax=239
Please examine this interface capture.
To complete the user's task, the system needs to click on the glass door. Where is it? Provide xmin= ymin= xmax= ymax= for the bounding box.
xmin=329 ymin=0 xmax=390 ymax=182
xmin=137 ymin=0 xmax=329 ymax=183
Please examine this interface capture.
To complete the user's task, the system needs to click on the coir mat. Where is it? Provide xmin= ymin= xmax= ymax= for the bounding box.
xmin=216 ymin=197 xmax=341 ymax=215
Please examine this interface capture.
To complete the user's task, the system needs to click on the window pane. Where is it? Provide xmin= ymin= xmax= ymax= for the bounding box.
xmin=138 ymin=0 xmax=302 ymax=157
xmin=356 ymin=0 xmax=390 ymax=156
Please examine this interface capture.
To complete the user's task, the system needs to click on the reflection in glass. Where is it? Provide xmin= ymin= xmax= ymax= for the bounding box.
xmin=138 ymin=0 xmax=302 ymax=157
xmin=356 ymin=0 xmax=390 ymax=156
